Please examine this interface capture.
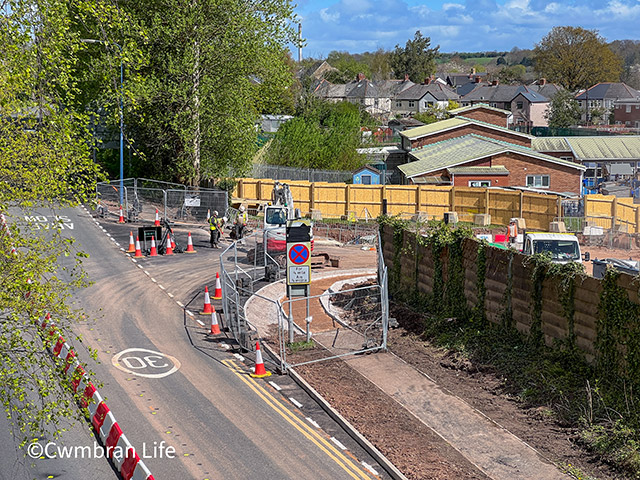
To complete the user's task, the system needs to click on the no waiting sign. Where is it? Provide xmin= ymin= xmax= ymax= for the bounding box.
xmin=287 ymin=242 xmax=311 ymax=285
xmin=288 ymin=244 xmax=309 ymax=265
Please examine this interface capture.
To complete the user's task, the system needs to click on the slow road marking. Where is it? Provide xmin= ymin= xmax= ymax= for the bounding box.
xmin=112 ymin=348 xmax=181 ymax=379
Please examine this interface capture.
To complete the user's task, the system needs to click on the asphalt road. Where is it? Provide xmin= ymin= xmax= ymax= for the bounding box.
xmin=3 ymin=206 xmax=386 ymax=480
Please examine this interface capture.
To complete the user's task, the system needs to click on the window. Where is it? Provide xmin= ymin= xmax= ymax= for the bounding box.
xmin=469 ymin=180 xmax=491 ymax=187
xmin=361 ymin=174 xmax=372 ymax=185
xmin=395 ymin=101 xmax=402 ymax=108
xmin=526 ymin=175 xmax=550 ymax=188
xmin=516 ymin=101 xmax=523 ymax=109
xmin=408 ymin=101 xmax=415 ymax=108
xmin=560 ymin=156 xmax=573 ymax=162
xmin=627 ymin=105 xmax=632 ymax=113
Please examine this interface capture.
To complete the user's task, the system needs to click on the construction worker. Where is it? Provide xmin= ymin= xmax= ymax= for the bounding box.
xmin=507 ymin=220 xmax=518 ymax=244
xmin=209 ymin=210 xmax=221 ymax=248
xmin=234 ymin=205 xmax=248 ymax=240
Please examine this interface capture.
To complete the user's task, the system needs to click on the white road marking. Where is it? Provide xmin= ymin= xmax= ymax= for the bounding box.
xmin=106 ymin=233 xmax=111 ymax=237
xmin=167 ymin=293 xmax=174 ymax=298
xmin=151 ymin=278 xmax=157 ymax=283
xmin=220 ymin=343 xmax=230 ymax=350
xmin=186 ymin=310 xmax=194 ymax=317
xmin=330 ymin=437 xmax=347 ymax=450
xmin=143 ymin=270 xmax=150 ymax=276
xmin=112 ymin=348 xmax=181 ymax=379
xmin=131 ymin=259 xmax=137 ymax=263
xmin=196 ymin=319 xmax=205 ymax=327
xmin=289 ymin=397 xmax=303 ymax=408
xmin=176 ymin=301 xmax=184 ymax=307
xmin=233 ymin=353 xmax=245 ymax=362
xmin=158 ymin=285 xmax=165 ymax=290
xmin=115 ymin=242 xmax=120 ymax=246
xmin=361 ymin=462 xmax=378 ymax=476
xmin=137 ymin=265 xmax=144 ymax=269
xmin=306 ymin=417 xmax=320 ymax=429
xmin=268 ymin=381 xmax=282 ymax=391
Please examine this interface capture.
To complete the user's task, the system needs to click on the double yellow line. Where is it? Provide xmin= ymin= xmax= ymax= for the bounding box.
xmin=222 ymin=359 xmax=376 ymax=480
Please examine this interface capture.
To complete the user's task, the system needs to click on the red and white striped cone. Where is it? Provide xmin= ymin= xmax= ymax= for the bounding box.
xmin=170 ymin=229 xmax=176 ymax=250
xmin=165 ymin=233 xmax=174 ymax=255
xmin=213 ymin=272 xmax=222 ymax=300
xmin=134 ymin=236 xmax=144 ymax=258
xmin=118 ymin=205 xmax=125 ymax=224
xmin=149 ymin=236 xmax=158 ymax=257
xmin=126 ymin=231 xmax=136 ymax=253
xmin=251 ymin=341 xmax=271 ymax=378
xmin=154 ymin=209 xmax=160 ymax=226
xmin=209 ymin=311 xmax=221 ymax=335
xmin=185 ymin=232 xmax=196 ymax=253
xmin=201 ymin=286 xmax=213 ymax=314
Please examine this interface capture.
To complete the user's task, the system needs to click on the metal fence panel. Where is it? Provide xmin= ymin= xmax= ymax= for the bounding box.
xmin=166 ymin=189 xmax=228 ymax=223
xmin=252 ymin=164 xmax=352 ymax=183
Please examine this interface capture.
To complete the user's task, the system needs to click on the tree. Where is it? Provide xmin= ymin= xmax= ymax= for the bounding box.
xmin=534 ymin=26 xmax=622 ymax=91
xmin=264 ymin=99 xmax=374 ymax=170
xmin=545 ymin=89 xmax=581 ymax=128
xmin=117 ymin=0 xmax=298 ymax=184
xmin=390 ymin=31 xmax=439 ymax=82
xmin=497 ymin=64 xmax=526 ymax=84
xmin=0 ymin=0 xmax=129 ymax=451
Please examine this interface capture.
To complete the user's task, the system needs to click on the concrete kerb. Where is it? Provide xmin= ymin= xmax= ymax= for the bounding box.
xmin=318 ymin=275 xmax=377 ymax=328
xmin=261 ymin=342 xmax=408 ymax=480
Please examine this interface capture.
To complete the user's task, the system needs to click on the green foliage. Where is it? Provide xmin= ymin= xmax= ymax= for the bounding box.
xmin=497 ymin=64 xmax=526 ymax=84
xmin=473 ymin=242 xmax=487 ymax=324
xmin=390 ymin=31 xmax=439 ymax=82
xmin=324 ymin=51 xmax=372 ymax=83
xmin=265 ymin=99 xmax=373 ymax=170
xmin=545 ymin=89 xmax=582 ymax=128
xmin=1 ymin=0 xmax=111 ymax=447
xmin=534 ymin=26 xmax=623 ymax=91
xmin=580 ymin=421 xmax=640 ymax=476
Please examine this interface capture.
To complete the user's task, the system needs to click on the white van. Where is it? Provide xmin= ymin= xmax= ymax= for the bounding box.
xmin=522 ymin=232 xmax=589 ymax=264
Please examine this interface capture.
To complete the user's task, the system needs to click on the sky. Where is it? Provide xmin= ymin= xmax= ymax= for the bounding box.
xmin=293 ymin=0 xmax=640 ymax=59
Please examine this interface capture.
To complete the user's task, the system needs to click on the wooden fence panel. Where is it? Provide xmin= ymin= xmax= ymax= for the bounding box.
xmin=522 ymin=192 xmax=557 ymax=230
xmin=489 ymin=190 xmax=522 ymax=226
xmin=314 ymin=184 xmax=347 ymax=218
xmin=386 ymin=186 xmax=422 ymax=217
xmin=349 ymin=185 xmax=383 ymax=218
xmin=419 ymin=187 xmax=451 ymax=219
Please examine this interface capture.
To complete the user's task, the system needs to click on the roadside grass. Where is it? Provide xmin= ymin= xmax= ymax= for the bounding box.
xmin=414 ymin=311 xmax=640 ymax=478
xmin=288 ymin=340 xmax=315 ymax=353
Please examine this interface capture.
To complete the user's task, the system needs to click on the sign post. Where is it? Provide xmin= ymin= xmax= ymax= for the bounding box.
xmin=286 ymin=219 xmax=311 ymax=343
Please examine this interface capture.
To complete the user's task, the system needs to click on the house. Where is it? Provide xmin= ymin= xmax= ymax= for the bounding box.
xmin=511 ymin=91 xmax=549 ymax=132
xmin=352 ymin=165 xmax=382 ymax=185
xmin=392 ymin=81 xmax=460 ymax=115
xmin=575 ymin=83 xmax=640 ymax=124
xmin=398 ymin=134 xmax=585 ymax=194
xmin=296 ymin=60 xmax=338 ymax=83
xmin=459 ymin=82 xmax=522 ymax=110
xmin=388 ymin=117 xmax=425 ymax=136
xmin=613 ymin=97 xmax=640 ymax=128
xmin=399 ymin=115 xmax=533 ymax=151
xmin=449 ymin=104 xmax=512 ymax=128
xmin=442 ymin=69 xmax=487 ymax=88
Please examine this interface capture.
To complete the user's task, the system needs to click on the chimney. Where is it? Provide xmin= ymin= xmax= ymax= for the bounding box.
xmin=539 ymin=78 xmax=546 ymax=85
xmin=475 ymin=76 xmax=481 ymax=83
xmin=491 ymin=80 xmax=499 ymax=86
xmin=357 ymin=73 xmax=366 ymax=82
xmin=404 ymin=73 xmax=410 ymax=82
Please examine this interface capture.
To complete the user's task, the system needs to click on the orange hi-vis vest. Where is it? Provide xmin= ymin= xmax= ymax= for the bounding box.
xmin=507 ymin=223 xmax=518 ymax=238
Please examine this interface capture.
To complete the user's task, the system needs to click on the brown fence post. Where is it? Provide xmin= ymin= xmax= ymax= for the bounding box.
xmin=612 ymin=197 xmax=618 ymax=229
xmin=415 ymin=186 xmax=421 ymax=214
xmin=484 ymin=188 xmax=490 ymax=215
xmin=310 ymin=183 xmax=315 ymax=210
xmin=635 ymin=205 xmax=640 ymax=234
xmin=345 ymin=184 xmax=351 ymax=216
xmin=236 ymin=178 xmax=244 ymax=199
xmin=450 ymin=187 xmax=456 ymax=213
xmin=519 ymin=190 xmax=524 ymax=218
xmin=256 ymin=180 xmax=262 ymax=201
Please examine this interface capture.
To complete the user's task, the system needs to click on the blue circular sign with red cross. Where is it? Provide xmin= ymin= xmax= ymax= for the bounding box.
xmin=289 ymin=244 xmax=310 ymax=265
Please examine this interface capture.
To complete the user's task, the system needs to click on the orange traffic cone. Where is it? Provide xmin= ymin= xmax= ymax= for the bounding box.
xmin=201 ymin=286 xmax=213 ymax=314
xmin=185 ymin=232 xmax=196 ymax=253
xmin=134 ymin=236 xmax=144 ymax=258
xmin=165 ymin=233 xmax=174 ymax=255
xmin=170 ymin=229 xmax=176 ymax=250
xmin=209 ymin=311 xmax=221 ymax=335
xmin=126 ymin=231 xmax=136 ymax=253
xmin=251 ymin=341 xmax=271 ymax=378
xmin=118 ymin=205 xmax=125 ymax=224
xmin=154 ymin=208 xmax=160 ymax=227
xmin=213 ymin=272 xmax=222 ymax=300
xmin=149 ymin=236 xmax=158 ymax=257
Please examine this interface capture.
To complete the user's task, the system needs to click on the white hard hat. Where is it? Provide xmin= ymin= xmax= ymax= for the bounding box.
xmin=213 ymin=210 xmax=218 ymax=216
xmin=223 ymin=216 xmax=228 ymax=223
xmin=239 ymin=205 xmax=245 ymax=212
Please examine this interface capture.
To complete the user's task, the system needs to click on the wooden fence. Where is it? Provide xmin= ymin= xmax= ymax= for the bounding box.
xmin=381 ymin=224 xmax=639 ymax=362
xmin=235 ymin=178 xmax=561 ymax=229
xmin=584 ymin=194 xmax=640 ymax=233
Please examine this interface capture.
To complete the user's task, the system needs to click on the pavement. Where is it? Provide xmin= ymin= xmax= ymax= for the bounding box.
xmin=246 ymin=270 xmax=569 ymax=480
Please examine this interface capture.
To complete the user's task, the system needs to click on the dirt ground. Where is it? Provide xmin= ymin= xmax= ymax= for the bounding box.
xmin=284 ymin=238 xmax=632 ymax=480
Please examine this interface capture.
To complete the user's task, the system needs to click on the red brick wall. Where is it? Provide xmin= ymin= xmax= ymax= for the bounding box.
xmin=457 ymin=109 xmax=509 ymax=127
xmin=452 ymin=174 xmax=507 ymax=187
xmin=410 ymin=125 xmax=532 ymax=149
xmin=614 ymin=104 xmax=640 ymax=125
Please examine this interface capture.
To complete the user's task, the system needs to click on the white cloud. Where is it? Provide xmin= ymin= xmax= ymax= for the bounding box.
xmin=319 ymin=8 xmax=340 ymax=23
xmin=442 ymin=3 xmax=465 ymax=11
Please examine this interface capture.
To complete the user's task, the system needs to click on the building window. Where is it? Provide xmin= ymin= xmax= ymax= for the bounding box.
xmin=469 ymin=180 xmax=491 ymax=187
xmin=627 ymin=105 xmax=632 ymax=113
xmin=408 ymin=101 xmax=415 ymax=108
xmin=560 ymin=156 xmax=573 ymax=162
xmin=395 ymin=101 xmax=402 ymax=108
xmin=516 ymin=101 xmax=523 ymax=109
xmin=361 ymin=174 xmax=372 ymax=185
xmin=526 ymin=175 xmax=550 ymax=188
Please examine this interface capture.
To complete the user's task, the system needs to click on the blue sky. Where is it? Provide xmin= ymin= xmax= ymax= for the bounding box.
xmin=293 ymin=0 xmax=640 ymax=58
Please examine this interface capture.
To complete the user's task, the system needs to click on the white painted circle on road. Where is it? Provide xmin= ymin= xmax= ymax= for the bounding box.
xmin=112 ymin=348 xmax=181 ymax=378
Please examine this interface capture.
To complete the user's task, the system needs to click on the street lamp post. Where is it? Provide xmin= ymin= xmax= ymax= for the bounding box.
xmin=81 ymin=39 xmax=124 ymax=207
